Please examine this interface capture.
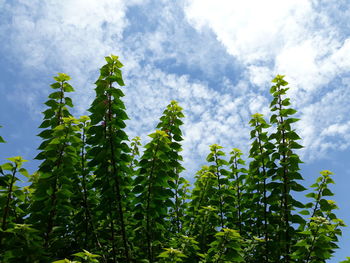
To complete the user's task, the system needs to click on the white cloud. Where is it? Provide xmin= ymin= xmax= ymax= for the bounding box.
xmin=322 ymin=123 xmax=350 ymax=136
xmin=8 ymin=0 xmax=127 ymax=68
xmin=184 ymin=0 xmax=313 ymax=63
xmin=184 ymin=0 xmax=350 ymax=161
xmin=295 ymin=78 xmax=350 ymax=158
xmin=248 ymin=66 xmax=274 ymax=88
xmin=1 ymin=0 xmax=141 ymax=115
xmin=122 ymin=65 xmax=256 ymax=176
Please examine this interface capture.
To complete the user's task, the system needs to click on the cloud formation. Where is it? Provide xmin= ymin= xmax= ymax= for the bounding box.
xmin=184 ymin=0 xmax=350 ymax=160
xmin=1 ymin=0 xmax=350 ymax=171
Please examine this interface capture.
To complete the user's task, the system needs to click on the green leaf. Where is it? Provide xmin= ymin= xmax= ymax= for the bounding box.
xmin=280 ymin=108 xmax=297 ymax=116
xmin=290 ymin=182 xmax=307 ymax=192
xmin=65 ymin=97 xmax=74 ymax=107
xmin=6 ymin=156 xmax=28 ymax=166
xmin=63 ymin=83 xmax=74 ymax=92
xmin=45 ymin=99 xmax=59 ymax=108
xmin=52 ymin=259 xmax=75 ymax=263
xmin=53 ymin=73 xmax=71 ymax=82
xmin=50 ymin=82 xmax=62 ymax=89
xmin=19 ymin=168 xmax=30 ymax=177
xmin=300 ymin=210 xmax=310 ymax=215
xmin=105 ymin=56 xmax=113 ymax=63
xmin=290 ymin=141 xmax=303 ymax=149
xmin=37 ymin=129 xmax=52 ymax=139
xmin=322 ymin=188 xmax=334 ymax=196
xmin=1 ymin=162 xmax=14 ymax=171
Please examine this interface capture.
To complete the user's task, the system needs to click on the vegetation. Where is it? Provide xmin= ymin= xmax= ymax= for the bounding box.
xmin=0 ymin=55 xmax=348 ymax=262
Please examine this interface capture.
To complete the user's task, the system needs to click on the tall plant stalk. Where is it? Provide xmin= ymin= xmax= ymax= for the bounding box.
xmin=87 ymin=55 xmax=131 ymax=262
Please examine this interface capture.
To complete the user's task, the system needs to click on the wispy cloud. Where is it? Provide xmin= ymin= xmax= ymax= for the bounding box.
xmin=184 ymin=0 xmax=350 ymax=160
xmin=1 ymin=0 xmax=138 ymax=113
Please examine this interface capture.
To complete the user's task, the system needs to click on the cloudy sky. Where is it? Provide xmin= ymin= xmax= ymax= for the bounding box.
xmin=1 ymin=0 xmax=350 ymax=261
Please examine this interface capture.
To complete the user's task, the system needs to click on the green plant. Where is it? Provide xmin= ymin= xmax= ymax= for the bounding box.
xmin=292 ymin=170 xmax=345 ymax=262
xmin=156 ymin=100 xmax=187 ymax=236
xmin=205 ymin=228 xmax=244 ymax=262
xmin=227 ymin=148 xmax=247 ymax=234
xmin=158 ymin=247 xmax=187 ymax=262
xmin=86 ymin=55 xmax=131 ymax=262
xmin=27 ymin=73 xmax=83 ymax=260
xmin=133 ymin=129 xmax=175 ymax=262
xmin=0 ymin=58 xmax=348 ymax=263
xmin=53 ymin=249 xmax=101 ymax=263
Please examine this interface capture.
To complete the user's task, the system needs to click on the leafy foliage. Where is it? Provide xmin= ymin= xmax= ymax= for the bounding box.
xmin=0 ymin=58 xmax=348 ymax=263
xmin=86 ymin=55 xmax=131 ymax=262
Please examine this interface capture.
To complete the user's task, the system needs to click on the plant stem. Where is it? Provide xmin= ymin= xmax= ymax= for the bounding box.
xmin=277 ymin=92 xmax=290 ymax=263
xmin=107 ymin=91 xmax=130 ymax=263
xmin=145 ymin=139 xmax=160 ymax=263
xmin=188 ymin=175 xmax=210 ymax=235
xmin=80 ymin=124 xmax=102 ymax=250
xmin=256 ymin=120 xmax=269 ymax=263
xmin=232 ymin=157 xmax=242 ymax=234
xmin=214 ymin=154 xmax=225 ymax=229
xmin=1 ymin=164 xmax=18 ymax=231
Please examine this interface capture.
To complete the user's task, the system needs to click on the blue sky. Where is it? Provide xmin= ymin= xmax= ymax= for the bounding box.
xmin=1 ymin=0 xmax=350 ymax=261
